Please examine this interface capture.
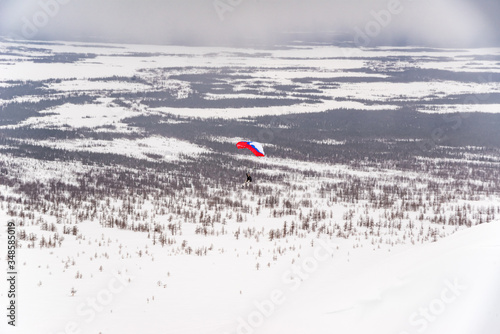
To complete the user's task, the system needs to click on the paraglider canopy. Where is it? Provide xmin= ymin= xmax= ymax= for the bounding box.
xmin=236 ymin=141 xmax=265 ymax=157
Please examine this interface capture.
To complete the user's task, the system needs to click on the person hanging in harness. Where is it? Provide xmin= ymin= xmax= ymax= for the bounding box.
xmin=246 ymin=172 xmax=252 ymax=183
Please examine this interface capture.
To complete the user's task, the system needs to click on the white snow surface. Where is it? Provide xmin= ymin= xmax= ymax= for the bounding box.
xmin=19 ymin=136 xmax=208 ymax=162
xmin=9 ymin=101 xmax=137 ymax=131
xmin=0 ymin=211 xmax=498 ymax=334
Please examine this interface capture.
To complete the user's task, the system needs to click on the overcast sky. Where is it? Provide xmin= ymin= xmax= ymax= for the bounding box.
xmin=0 ymin=0 xmax=498 ymax=47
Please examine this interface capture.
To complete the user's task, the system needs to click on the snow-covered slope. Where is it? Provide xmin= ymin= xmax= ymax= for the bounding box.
xmin=261 ymin=221 xmax=500 ymax=334
xmin=1 ymin=209 xmax=498 ymax=334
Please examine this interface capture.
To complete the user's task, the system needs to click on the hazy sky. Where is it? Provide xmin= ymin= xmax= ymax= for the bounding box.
xmin=0 ymin=0 xmax=498 ymax=46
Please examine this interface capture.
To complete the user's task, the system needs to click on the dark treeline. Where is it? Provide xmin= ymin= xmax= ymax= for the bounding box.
xmin=294 ymin=68 xmax=500 ymax=84
xmin=122 ymin=109 xmax=500 ymax=162
xmin=32 ymin=53 xmax=97 ymax=64
xmin=0 ymin=94 xmax=96 ymax=125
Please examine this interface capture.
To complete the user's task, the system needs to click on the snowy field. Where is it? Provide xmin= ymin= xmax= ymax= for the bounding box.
xmin=1 ymin=39 xmax=500 ymax=122
xmin=0 ymin=39 xmax=500 ymax=334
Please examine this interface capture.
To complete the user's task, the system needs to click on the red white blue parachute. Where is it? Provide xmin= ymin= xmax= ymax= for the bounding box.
xmin=236 ymin=141 xmax=265 ymax=157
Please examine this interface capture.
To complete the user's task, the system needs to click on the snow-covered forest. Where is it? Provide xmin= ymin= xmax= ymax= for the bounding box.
xmin=1 ymin=39 xmax=500 ymax=334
